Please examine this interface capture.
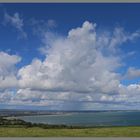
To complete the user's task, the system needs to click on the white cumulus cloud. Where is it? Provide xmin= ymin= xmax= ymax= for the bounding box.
xmin=124 ymin=67 xmax=140 ymax=79
xmin=0 ymin=52 xmax=21 ymax=89
xmin=1 ymin=21 xmax=140 ymax=110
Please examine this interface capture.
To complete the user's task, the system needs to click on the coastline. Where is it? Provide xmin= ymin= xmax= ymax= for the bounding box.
xmin=1 ymin=116 xmax=140 ymax=137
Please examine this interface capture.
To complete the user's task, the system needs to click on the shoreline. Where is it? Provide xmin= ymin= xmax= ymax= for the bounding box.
xmin=2 ymin=116 xmax=140 ymax=128
xmin=1 ymin=116 xmax=140 ymax=136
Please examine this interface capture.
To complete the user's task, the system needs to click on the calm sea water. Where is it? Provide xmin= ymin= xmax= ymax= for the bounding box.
xmin=18 ymin=111 xmax=140 ymax=126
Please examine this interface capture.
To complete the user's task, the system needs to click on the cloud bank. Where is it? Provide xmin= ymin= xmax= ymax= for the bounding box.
xmin=1 ymin=21 xmax=140 ymax=110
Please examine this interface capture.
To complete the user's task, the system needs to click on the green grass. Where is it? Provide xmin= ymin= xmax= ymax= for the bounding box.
xmin=1 ymin=126 xmax=140 ymax=137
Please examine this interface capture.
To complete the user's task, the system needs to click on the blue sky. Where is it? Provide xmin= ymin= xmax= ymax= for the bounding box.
xmin=1 ymin=3 xmax=140 ymax=69
xmin=0 ymin=3 xmax=140 ymax=110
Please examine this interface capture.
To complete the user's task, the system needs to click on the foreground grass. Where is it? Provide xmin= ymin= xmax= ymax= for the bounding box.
xmin=1 ymin=126 xmax=140 ymax=137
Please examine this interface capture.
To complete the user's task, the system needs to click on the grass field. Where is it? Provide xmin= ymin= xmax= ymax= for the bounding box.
xmin=1 ymin=126 xmax=140 ymax=137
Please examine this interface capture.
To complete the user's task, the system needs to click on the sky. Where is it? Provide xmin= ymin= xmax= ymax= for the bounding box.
xmin=0 ymin=3 xmax=140 ymax=110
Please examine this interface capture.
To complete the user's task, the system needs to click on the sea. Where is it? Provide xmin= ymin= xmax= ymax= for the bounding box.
xmin=17 ymin=111 xmax=140 ymax=127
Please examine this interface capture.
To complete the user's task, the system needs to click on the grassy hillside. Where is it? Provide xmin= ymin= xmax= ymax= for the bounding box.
xmin=1 ymin=126 xmax=140 ymax=137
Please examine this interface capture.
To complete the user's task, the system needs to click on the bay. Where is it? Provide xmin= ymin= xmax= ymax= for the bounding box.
xmin=17 ymin=111 xmax=140 ymax=127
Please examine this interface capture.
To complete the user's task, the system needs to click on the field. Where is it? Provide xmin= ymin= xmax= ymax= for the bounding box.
xmin=1 ymin=126 xmax=140 ymax=137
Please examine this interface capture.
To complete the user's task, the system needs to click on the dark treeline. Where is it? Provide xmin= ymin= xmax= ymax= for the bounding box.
xmin=0 ymin=117 xmax=135 ymax=129
xmin=0 ymin=117 xmax=87 ymax=129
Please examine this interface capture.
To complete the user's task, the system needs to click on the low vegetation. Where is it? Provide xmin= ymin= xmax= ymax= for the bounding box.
xmin=1 ymin=126 xmax=140 ymax=137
